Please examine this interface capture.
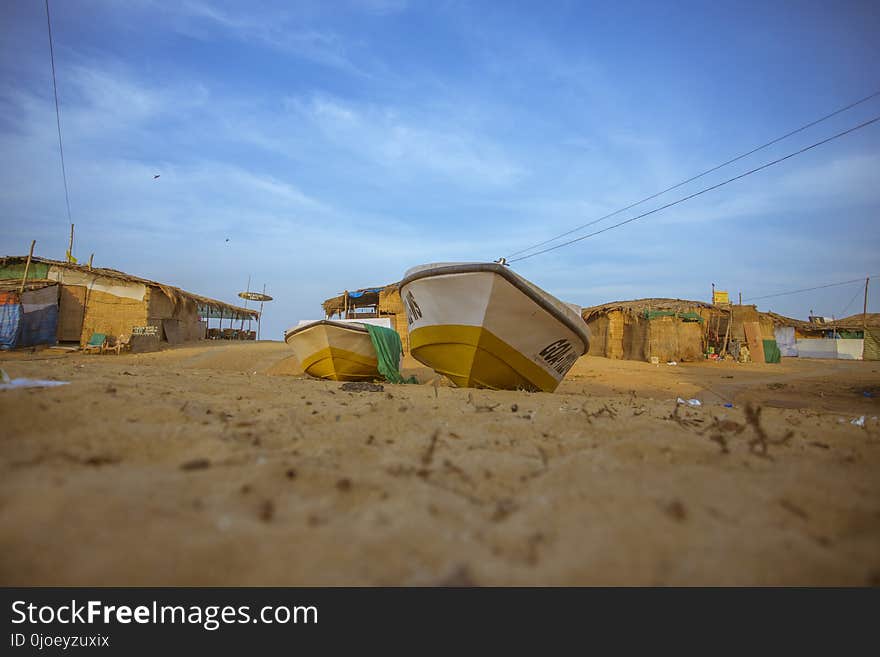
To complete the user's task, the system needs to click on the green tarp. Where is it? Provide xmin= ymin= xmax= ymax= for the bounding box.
xmin=643 ymin=310 xmax=704 ymax=323
xmin=365 ymin=324 xmax=417 ymax=384
xmin=0 ymin=262 xmax=50 ymax=281
xmin=865 ymin=328 xmax=880 ymax=361
xmin=762 ymin=339 xmax=781 ymax=364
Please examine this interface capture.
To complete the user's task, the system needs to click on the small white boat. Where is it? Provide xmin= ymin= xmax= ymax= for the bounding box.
xmin=399 ymin=263 xmax=590 ymax=392
xmin=284 ymin=320 xmax=380 ymax=381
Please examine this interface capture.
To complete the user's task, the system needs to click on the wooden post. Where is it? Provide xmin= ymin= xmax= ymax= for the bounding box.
xmin=19 ymin=240 xmax=36 ymax=293
xmin=721 ymin=309 xmax=732 ymax=356
xmin=241 ymin=275 xmax=251 ymax=332
xmin=257 ymin=284 xmax=267 ymax=341
xmin=88 ymin=253 xmax=93 ymax=270
xmin=67 ymin=223 xmax=74 ymax=263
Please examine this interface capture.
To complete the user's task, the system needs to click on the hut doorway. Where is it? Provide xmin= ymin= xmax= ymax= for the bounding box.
xmin=57 ymin=285 xmax=86 ymax=342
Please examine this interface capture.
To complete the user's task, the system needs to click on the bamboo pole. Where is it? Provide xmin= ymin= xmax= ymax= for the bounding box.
xmin=19 ymin=240 xmax=36 ymax=293
xmin=241 ymin=275 xmax=250 ymax=332
xmin=67 ymin=223 xmax=74 ymax=263
xmin=257 ymin=284 xmax=266 ymax=341
xmin=721 ymin=309 xmax=732 ymax=357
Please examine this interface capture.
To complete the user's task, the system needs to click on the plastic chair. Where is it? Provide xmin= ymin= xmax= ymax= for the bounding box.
xmin=104 ymin=334 xmax=130 ymax=355
xmin=82 ymin=333 xmax=106 ymax=354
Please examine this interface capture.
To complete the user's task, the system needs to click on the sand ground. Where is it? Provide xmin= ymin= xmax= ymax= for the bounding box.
xmin=1 ymin=341 xmax=878 ymax=586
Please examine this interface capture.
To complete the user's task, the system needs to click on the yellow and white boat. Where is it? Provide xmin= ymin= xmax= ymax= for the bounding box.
xmin=399 ymin=263 xmax=590 ymax=392
xmin=284 ymin=319 xmax=380 ymax=381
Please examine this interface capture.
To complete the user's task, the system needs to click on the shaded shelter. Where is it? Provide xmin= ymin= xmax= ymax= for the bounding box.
xmin=0 ymin=255 xmax=258 ymax=348
xmin=322 ymin=283 xmax=410 ymax=352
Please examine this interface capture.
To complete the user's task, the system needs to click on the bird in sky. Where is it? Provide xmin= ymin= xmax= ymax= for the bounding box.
xmin=153 ymin=174 xmax=160 ymax=179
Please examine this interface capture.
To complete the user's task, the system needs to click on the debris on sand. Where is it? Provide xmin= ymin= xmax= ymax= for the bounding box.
xmin=0 ymin=372 xmax=70 ymax=391
xmin=340 ymin=382 xmax=384 ymax=393
xmin=466 ymin=392 xmax=500 ymax=412
xmin=259 ymin=499 xmax=275 ymax=522
xmin=745 ymin=404 xmax=794 ymax=457
xmin=491 ymin=498 xmax=518 ymax=522
xmin=581 ymin=403 xmax=618 ymax=421
xmin=668 ymin=402 xmax=702 ymax=428
xmin=421 ymin=429 xmax=440 ymax=466
xmin=700 ymin=416 xmax=745 ymax=454
xmin=663 ymin=499 xmax=688 ymax=522
xmin=180 ymin=458 xmax=211 ymax=471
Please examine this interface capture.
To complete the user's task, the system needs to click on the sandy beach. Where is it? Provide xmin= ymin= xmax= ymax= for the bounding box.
xmin=1 ymin=342 xmax=878 ymax=586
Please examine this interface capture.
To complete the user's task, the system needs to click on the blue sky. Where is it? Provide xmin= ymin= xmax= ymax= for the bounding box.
xmin=1 ymin=0 xmax=879 ymax=339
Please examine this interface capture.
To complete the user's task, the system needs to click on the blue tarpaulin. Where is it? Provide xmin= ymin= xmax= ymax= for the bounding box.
xmin=0 ymin=286 xmax=59 ymax=349
xmin=19 ymin=286 xmax=58 ymax=347
xmin=348 ymin=288 xmax=383 ymax=299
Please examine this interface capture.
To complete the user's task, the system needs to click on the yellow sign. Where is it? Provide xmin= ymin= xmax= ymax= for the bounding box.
xmin=713 ymin=290 xmax=729 ymax=305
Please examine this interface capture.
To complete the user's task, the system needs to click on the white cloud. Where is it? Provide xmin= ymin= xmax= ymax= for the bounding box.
xmin=157 ymin=1 xmax=368 ymax=75
xmin=285 ymin=94 xmax=526 ymax=186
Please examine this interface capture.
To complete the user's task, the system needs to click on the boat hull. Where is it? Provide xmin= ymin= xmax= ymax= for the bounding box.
xmin=284 ymin=321 xmax=379 ymax=381
xmin=400 ymin=264 xmax=590 ymax=392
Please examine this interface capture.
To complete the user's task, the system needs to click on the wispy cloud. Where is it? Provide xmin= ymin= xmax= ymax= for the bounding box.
xmin=285 ymin=94 xmax=526 ymax=186
xmin=160 ymin=1 xmax=368 ymax=76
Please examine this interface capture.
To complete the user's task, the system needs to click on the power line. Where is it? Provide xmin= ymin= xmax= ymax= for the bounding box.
xmin=509 ymin=115 xmax=880 ymax=263
xmin=45 ymin=0 xmax=73 ymax=231
xmin=837 ymin=285 xmax=864 ymax=317
xmin=744 ymin=275 xmax=877 ymax=303
xmin=505 ymin=88 xmax=880 ymax=261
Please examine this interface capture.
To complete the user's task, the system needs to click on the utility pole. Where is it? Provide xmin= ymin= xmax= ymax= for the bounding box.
xmin=864 ymin=276 xmax=870 ymax=332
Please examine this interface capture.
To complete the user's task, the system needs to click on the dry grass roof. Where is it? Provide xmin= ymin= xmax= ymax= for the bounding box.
xmin=582 ymin=297 xmax=718 ymax=321
xmin=763 ymin=310 xmax=879 ymax=330
xmin=761 ymin=311 xmax=814 ymax=330
xmin=0 ymin=278 xmax=58 ymax=294
xmin=828 ymin=312 xmax=880 ymax=329
xmin=0 ymin=256 xmax=258 ymax=319
xmin=322 ymin=282 xmax=398 ymax=316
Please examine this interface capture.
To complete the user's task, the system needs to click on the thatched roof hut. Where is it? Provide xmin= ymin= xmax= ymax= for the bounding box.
xmin=0 ymin=255 xmax=257 ymax=348
xmin=582 ymin=297 xmax=716 ymax=322
xmin=582 ymin=298 xmax=717 ymax=362
xmin=321 ymin=282 xmax=410 ymax=352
